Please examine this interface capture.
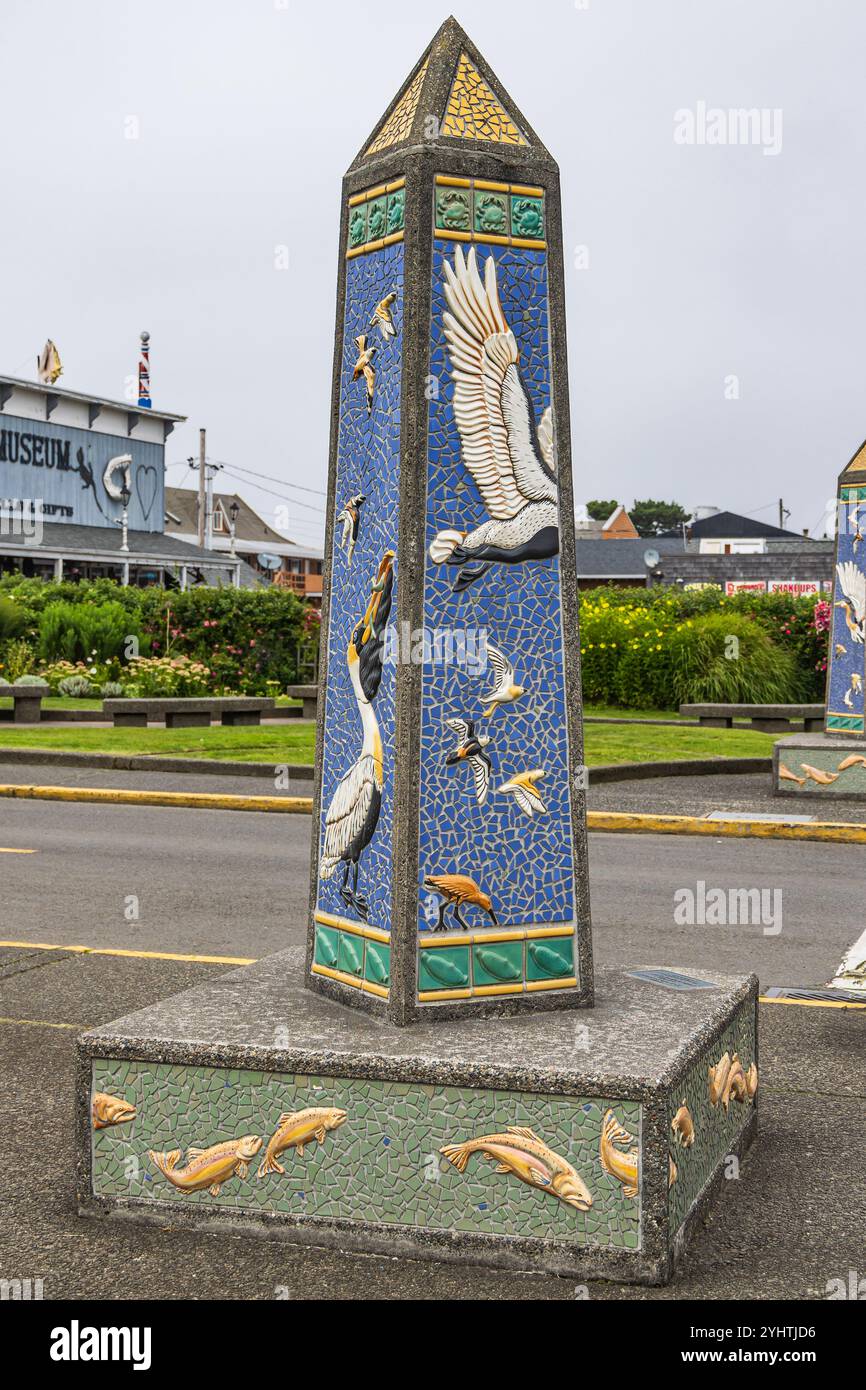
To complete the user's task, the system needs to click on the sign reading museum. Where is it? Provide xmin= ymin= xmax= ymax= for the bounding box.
xmin=0 ymin=414 xmax=165 ymax=534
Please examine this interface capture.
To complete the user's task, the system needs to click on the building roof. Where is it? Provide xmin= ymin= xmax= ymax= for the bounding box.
xmin=0 ymin=373 xmax=185 ymax=426
xmin=0 ymin=519 xmax=238 ymax=565
xmin=165 ymin=487 xmax=324 ymax=560
xmin=574 ymin=537 xmax=684 ymax=578
xmin=688 ymin=510 xmax=807 ymax=541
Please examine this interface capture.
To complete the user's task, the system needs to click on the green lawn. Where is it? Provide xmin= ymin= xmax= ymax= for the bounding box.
xmin=0 ymin=721 xmax=777 ymax=766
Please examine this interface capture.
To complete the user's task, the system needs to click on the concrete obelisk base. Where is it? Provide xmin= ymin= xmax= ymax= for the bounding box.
xmin=76 ymin=951 xmax=757 ymax=1285
xmin=774 ymin=733 xmax=866 ymax=801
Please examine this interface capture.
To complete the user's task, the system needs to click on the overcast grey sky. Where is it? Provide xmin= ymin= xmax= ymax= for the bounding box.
xmin=2 ymin=0 xmax=865 ymax=542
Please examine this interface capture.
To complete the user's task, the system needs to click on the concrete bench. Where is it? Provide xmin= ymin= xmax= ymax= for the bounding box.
xmin=0 ymin=681 xmax=50 ymax=724
xmin=680 ymin=703 xmax=825 ymax=733
xmin=103 ymin=697 xmax=276 ymax=729
xmin=285 ymin=685 xmax=318 ymax=720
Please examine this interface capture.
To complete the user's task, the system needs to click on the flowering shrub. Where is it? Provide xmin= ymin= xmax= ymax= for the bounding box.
xmin=0 ymin=577 xmax=312 ymax=694
xmin=124 ymin=656 xmax=211 ymax=697
xmin=578 ymin=588 xmax=828 ymax=707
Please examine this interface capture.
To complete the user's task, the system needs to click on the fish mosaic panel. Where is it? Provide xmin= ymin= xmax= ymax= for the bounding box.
xmin=667 ymin=1002 xmax=757 ymax=1235
xmin=90 ymin=1060 xmax=641 ymax=1250
xmin=776 ymin=746 xmax=866 ymax=794
xmin=313 ymin=227 xmax=404 ymax=978
xmin=416 ymin=195 xmax=579 ymax=1004
xmin=826 ymin=476 xmax=866 ymax=736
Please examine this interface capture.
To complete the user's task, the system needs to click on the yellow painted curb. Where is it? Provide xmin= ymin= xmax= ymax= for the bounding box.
xmin=0 ymin=939 xmax=256 ymax=966
xmin=586 ymin=810 xmax=866 ymax=846
xmin=0 ymin=846 xmax=36 ymax=853
xmin=0 ymin=784 xmax=311 ymax=814
xmin=3 ymin=783 xmax=865 ymax=844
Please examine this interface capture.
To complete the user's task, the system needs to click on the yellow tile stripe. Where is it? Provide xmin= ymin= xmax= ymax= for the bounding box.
xmin=314 ymin=911 xmax=389 ymax=943
xmin=310 ymin=961 xmax=388 ymax=998
xmin=348 ymin=180 xmax=405 ymax=207
xmin=435 ymin=228 xmax=546 ymax=252
xmin=420 ymin=924 xmax=573 ymax=948
xmin=346 ymin=230 xmax=405 ymax=260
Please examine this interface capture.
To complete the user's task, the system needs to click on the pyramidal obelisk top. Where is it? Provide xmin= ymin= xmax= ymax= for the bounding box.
xmin=347 ymin=16 xmax=555 ymax=175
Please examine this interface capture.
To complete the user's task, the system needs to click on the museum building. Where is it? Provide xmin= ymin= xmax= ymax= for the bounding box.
xmin=0 ymin=373 xmax=241 ymax=587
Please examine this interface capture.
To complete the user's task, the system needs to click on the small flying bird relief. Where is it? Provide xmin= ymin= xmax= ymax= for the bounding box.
xmin=336 ymin=493 xmax=366 ymax=565
xmin=352 ymin=334 xmax=377 ymax=415
xmin=480 ymin=642 xmax=525 ymax=717
xmin=429 ymin=246 xmax=559 ymax=593
xmin=498 ymin=768 xmax=547 ymax=817
xmin=369 ymin=292 xmax=397 ymax=340
xmin=844 ymin=671 xmax=863 ymax=708
xmin=444 ymin=716 xmax=492 ymax=805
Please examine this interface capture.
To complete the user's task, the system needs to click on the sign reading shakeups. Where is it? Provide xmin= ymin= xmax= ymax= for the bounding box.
xmin=0 ymin=414 xmax=164 ymax=533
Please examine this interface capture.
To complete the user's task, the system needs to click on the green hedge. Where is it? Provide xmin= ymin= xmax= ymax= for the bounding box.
xmin=0 ymin=577 xmax=316 ymax=694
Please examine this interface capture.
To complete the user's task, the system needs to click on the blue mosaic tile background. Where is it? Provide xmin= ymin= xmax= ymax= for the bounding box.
xmin=418 ymin=241 xmax=576 ymax=934
xmin=316 ymin=242 xmax=404 ymax=934
xmin=826 ymin=486 xmax=866 ymax=733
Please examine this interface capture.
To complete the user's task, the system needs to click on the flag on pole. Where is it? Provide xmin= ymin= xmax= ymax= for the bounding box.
xmin=36 ymin=340 xmax=63 ymax=384
xmin=138 ymin=330 xmax=151 ymax=408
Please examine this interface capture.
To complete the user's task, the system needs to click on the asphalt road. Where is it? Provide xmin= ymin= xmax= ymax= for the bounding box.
xmin=1 ymin=792 xmax=864 ymax=1302
xmin=0 ymin=795 xmax=859 ymax=986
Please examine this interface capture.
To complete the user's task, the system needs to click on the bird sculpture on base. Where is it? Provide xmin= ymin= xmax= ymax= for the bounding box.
xmin=319 ymin=551 xmax=394 ymax=921
xmin=429 ymin=246 xmax=559 ymax=593
xmin=835 ymin=560 xmax=866 ymax=644
xmin=444 ymin=716 xmax=492 ymax=805
xmin=424 ymin=874 xmax=499 ymax=932
xmin=480 ymin=642 xmax=525 ymax=717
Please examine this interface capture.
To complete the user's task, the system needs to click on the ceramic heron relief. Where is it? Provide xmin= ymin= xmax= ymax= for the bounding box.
xmin=319 ymin=552 xmax=394 ymax=921
xmin=429 ymin=246 xmax=558 ymax=593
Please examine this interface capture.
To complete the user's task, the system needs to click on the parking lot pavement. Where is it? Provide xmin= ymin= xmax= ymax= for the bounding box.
xmin=1 ymin=947 xmax=864 ymax=1300
xmin=588 ymin=771 xmax=866 ymax=823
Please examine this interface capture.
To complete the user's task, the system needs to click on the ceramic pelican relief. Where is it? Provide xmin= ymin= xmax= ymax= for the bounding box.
xmin=429 ymin=246 xmax=559 ymax=593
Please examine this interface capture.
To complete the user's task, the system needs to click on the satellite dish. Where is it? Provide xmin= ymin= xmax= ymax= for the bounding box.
xmin=258 ymin=553 xmax=282 ymax=571
xmin=643 ymin=547 xmax=660 ymax=569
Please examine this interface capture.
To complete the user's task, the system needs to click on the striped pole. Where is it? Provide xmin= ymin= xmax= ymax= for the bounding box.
xmin=138 ymin=330 xmax=151 ymax=408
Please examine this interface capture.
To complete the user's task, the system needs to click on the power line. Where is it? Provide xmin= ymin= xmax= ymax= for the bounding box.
xmin=211 ymin=460 xmax=326 ymax=498
xmin=218 ymin=468 xmax=326 ymax=517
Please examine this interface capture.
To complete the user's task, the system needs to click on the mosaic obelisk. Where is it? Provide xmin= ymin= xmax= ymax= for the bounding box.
xmin=306 ymin=17 xmax=592 ymax=1022
xmin=774 ymin=439 xmax=866 ymax=799
xmin=78 ymin=20 xmax=759 ymax=1283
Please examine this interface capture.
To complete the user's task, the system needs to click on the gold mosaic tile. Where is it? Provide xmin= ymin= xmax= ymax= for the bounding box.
xmin=441 ymin=53 xmax=527 ymax=145
xmin=366 ymin=59 xmax=428 ymax=155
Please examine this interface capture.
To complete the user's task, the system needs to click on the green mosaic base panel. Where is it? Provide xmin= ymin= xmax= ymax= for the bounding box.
xmin=313 ymin=923 xmax=390 ymax=991
xmin=668 ymin=1003 xmax=756 ymax=1234
xmin=92 ymin=1060 xmax=641 ymax=1250
xmin=417 ymin=933 xmax=575 ymax=998
xmin=776 ymin=750 xmax=866 ymax=791
xmin=433 ymin=180 xmax=546 ymax=241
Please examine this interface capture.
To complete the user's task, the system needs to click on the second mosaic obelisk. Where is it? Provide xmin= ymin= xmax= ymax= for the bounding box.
xmin=306 ymin=17 xmax=592 ymax=1023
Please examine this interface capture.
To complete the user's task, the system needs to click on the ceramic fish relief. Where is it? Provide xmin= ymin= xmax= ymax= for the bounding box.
xmin=670 ymin=1101 xmax=695 ymax=1149
xmin=707 ymin=1052 xmax=757 ymax=1112
xmin=440 ymin=1125 xmax=592 ymax=1211
xmin=92 ymin=1092 xmax=136 ymax=1130
xmin=599 ymin=1109 xmax=639 ymax=1199
xmin=258 ymin=1107 xmax=348 ymax=1178
xmin=147 ymin=1135 xmax=263 ymax=1196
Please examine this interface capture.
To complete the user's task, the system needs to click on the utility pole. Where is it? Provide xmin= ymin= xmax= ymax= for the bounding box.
xmin=778 ymin=498 xmax=790 ymax=531
xmin=198 ymin=428 xmax=206 ymax=547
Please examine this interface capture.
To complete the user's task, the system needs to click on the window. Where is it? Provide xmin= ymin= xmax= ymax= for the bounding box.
xmin=212 ymin=506 xmax=228 ymax=534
